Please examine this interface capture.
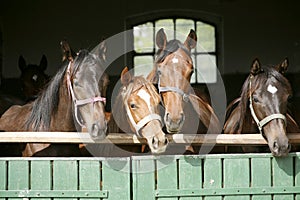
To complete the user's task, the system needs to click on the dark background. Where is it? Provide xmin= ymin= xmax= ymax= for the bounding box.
xmin=1 ymin=0 xmax=300 ymax=106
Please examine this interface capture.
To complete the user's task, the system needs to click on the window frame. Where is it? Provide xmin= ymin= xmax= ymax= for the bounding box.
xmin=125 ymin=9 xmax=224 ymax=84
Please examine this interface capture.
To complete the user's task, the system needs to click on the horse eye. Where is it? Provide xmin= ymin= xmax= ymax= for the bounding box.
xmin=253 ymin=96 xmax=259 ymax=103
xmin=130 ymin=103 xmax=136 ymax=109
xmin=74 ymin=81 xmax=79 ymax=86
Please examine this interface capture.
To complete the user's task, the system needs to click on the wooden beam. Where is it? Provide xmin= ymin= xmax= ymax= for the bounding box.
xmin=0 ymin=132 xmax=300 ymax=145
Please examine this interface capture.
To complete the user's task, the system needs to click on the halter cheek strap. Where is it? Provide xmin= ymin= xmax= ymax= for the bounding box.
xmin=66 ymin=61 xmax=106 ymax=128
xmin=249 ymin=76 xmax=287 ymax=134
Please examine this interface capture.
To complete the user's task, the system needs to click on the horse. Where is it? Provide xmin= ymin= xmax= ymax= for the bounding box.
xmin=147 ymin=28 xmax=221 ymax=141
xmin=84 ymin=67 xmax=168 ymax=156
xmin=113 ymin=67 xmax=168 ymax=153
xmin=18 ymin=55 xmax=50 ymax=101
xmin=223 ymin=58 xmax=299 ymax=156
xmin=0 ymin=43 xmax=108 ymax=156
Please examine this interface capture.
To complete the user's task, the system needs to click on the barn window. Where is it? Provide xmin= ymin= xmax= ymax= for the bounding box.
xmin=126 ymin=11 xmax=223 ymax=84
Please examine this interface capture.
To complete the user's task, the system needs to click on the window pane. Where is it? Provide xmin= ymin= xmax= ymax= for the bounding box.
xmin=155 ymin=19 xmax=174 ymax=40
xmin=190 ymin=55 xmax=196 ymax=83
xmin=196 ymin=21 xmax=215 ymax=52
xmin=134 ymin=22 xmax=154 ymax=53
xmin=175 ymin=19 xmax=194 ymax=43
xmin=196 ymin=54 xmax=217 ymax=83
xmin=134 ymin=56 xmax=154 ymax=77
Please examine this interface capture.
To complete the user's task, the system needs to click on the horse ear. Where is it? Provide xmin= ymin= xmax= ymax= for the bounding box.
xmin=156 ymin=28 xmax=167 ymax=50
xmin=184 ymin=29 xmax=197 ymax=50
xmin=40 ymin=55 xmax=47 ymax=71
xmin=250 ymin=58 xmax=261 ymax=75
xmin=18 ymin=55 xmax=26 ymax=72
xmin=121 ymin=67 xmax=132 ymax=86
xmin=276 ymin=58 xmax=289 ymax=74
xmin=146 ymin=68 xmax=158 ymax=84
xmin=98 ymin=40 xmax=107 ymax=61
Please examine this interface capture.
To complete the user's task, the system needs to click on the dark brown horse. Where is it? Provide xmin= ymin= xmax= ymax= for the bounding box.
xmin=147 ymin=28 xmax=221 ymax=137
xmin=0 ymin=44 xmax=108 ymax=156
xmin=18 ymin=55 xmax=50 ymax=101
xmin=223 ymin=58 xmax=299 ymax=156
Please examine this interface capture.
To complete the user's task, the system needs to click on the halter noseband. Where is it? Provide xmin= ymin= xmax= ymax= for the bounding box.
xmin=124 ymin=85 xmax=163 ymax=137
xmin=248 ymin=75 xmax=287 ymax=134
xmin=157 ymin=74 xmax=189 ymax=102
xmin=66 ymin=61 xmax=106 ymax=128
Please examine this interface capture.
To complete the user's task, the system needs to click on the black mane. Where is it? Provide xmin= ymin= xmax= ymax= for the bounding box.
xmin=25 ymin=50 xmax=89 ymax=131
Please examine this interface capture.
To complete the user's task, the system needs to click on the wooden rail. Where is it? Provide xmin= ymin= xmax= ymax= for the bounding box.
xmin=0 ymin=132 xmax=300 ymax=145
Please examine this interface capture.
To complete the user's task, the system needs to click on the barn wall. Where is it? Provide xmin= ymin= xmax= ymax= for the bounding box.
xmin=0 ymin=0 xmax=300 ymax=77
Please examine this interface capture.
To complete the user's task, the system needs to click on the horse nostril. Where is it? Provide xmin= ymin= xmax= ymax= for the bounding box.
xmin=91 ymin=123 xmax=99 ymax=137
xmin=166 ymin=113 xmax=170 ymax=121
xmin=164 ymin=138 xmax=169 ymax=145
xmin=179 ymin=113 xmax=184 ymax=124
xmin=273 ymin=141 xmax=279 ymax=149
xmin=287 ymin=143 xmax=291 ymax=151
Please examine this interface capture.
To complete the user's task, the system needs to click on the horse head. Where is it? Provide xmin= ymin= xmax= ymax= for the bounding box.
xmin=118 ymin=67 xmax=168 ymax=154
xmin=68 ymin=42 xmax=108 ymax=140
xmin=147 ymin=28 xmax=197 ymax=133
xmin=18 ymin=55 xmax=49 ymax=101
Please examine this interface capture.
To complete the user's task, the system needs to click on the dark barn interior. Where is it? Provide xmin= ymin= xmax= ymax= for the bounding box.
xmin=1 ymin=0 xmax=300 ymax=126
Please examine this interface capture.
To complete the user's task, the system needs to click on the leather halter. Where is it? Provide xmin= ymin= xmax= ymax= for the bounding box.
xmin=123 ymin=85 xmax=163 ymax=137
xmin=66 ymin=61 xmax=106 ymax=127
xmin=157 ymin=74 xmax=189 ymax=102
xmin=248 ymin=76 xmax=286 ymax=134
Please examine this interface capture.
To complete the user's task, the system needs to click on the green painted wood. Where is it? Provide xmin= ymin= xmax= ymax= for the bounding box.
xmin=31 ymin=160 xmax=52 ymax=200
xmin=178 ymin=156 xmax=202 ymax=200
xmin=251 ymin=157 xmax=272 ymax=200
xmin=156 ymin=156 xmax=177 ymax=200
xmin=53 ymin=160 xmax=78 ymax=200
xmin=154 ymin=186 xmax=300 ymax=197
xmin=272 ymin=156 xmax=294 ymax=200
xmin=0 ymin=160 xmax=6 ymax=200
xmin=79 ymin=160 xmax=100 ymax=200
xmin=295 ymin=154 xmax=300 ymax=200
xmin=8 ymin=160 xmax=29 ymax=200
xmin=0 ymin=190 xmax=108 ymax=198
xmin=223 ymin=158 xmax=250 ymax=200
xmin=102 ymin=158 xmax=130 ymax=200
xmin=203 ymin=158 xmax=222 ymax=200
xmin=132 ymin=157 xmax=155 ymax=200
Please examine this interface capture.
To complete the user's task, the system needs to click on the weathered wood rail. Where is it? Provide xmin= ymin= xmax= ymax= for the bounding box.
xmin=0 ymin=132 xmax=300 ymax=145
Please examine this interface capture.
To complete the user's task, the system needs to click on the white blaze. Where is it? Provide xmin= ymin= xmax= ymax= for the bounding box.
xmin=172 ymin=57 xmax=179 ymax=63
xmin=137 ymin=89 xmax=151 ymax=111
xmin=267 ymin=84 xmax=278 ymax=94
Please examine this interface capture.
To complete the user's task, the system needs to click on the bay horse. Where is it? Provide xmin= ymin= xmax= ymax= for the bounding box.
xmin=223 ymin=58 xmax=299 ymax=156
xmin=147 ymin=28 xmax=221 ymax=137
xmin=0 ymin=43 xmax=108 ymax=156
xmin=18 ymin=55 xmax=50 ymax=101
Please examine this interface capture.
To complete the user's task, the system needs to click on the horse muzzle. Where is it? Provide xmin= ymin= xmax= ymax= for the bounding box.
xmin=164 ymin=112 xmax=185 ymax=133
xmin=88 ymin=121 xmax=107 ymax=140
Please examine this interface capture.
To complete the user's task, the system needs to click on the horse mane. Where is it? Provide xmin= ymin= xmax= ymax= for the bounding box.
xmin=155 ymin=39 xmax=190 ymax=63
xmin=111 ymin=76 xmax=160 ymax=133
xmin=25 ymin=50 xmax=90 ymax=131
xmin=231 ymin=65 xmax=292 ymax=133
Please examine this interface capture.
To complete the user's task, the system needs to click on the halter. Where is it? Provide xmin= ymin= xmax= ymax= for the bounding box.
xmin=248 ymin=75 xmax=287 ymax=134
xmin=123 ymin=86 xmax=163 ymax=137
xmin=157 ymin=74 xmax=189 ymax=102
xmin=66 ymin=61 xmax=106 ymax=127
